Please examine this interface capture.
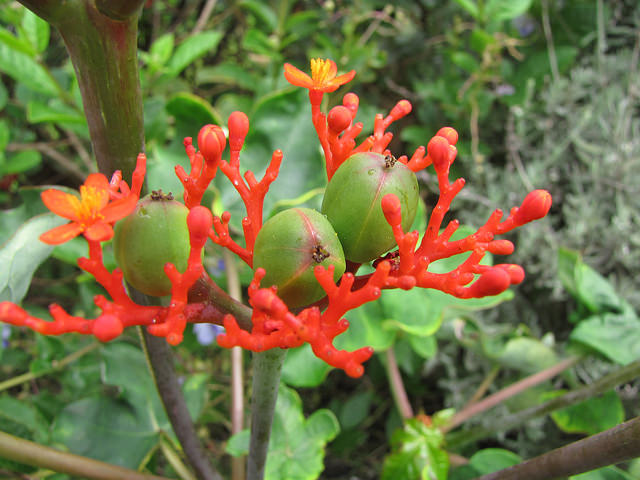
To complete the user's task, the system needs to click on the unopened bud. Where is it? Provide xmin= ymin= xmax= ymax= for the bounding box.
xmin=514 ymin=189 xmax=552 ymax=225
xmin=328 ymin=106 xmax=352 ymax=133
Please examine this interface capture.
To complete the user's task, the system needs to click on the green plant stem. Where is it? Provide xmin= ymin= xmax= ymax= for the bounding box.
xmin=95 ymin=0 xmax=144 ymax=20
xmin=475 ymin=415 xmax=640 ymax=480
xmin=139 ymin=327 xmax=222 ymax=480
xmin=444 ymin=356 xmax=581 ymax=433
xmin=159 ymin=434 xmax=198 ymax=480
xmin=0 ymin=431 xmax=171 ymax=480
xmin=447 ymin=358 xmax=640 ymax=448
xmin=246 ymin=349 xmax=287 ymax=480
xmin=0 ymin=341 xmax=100 ymax=392
xmin=19 ymin=0 xmax=146 ymax=179
xmin=224 ymin=250 xmax=246 ymax=480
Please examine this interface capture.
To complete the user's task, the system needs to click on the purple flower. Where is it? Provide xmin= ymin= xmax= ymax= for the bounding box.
xmin=495 ymin=84 xmax=515 ymax=96
xmin=193 ymin=323 xmax=225 ymax=346
xmin=1 ymin=325 xmax=10 ymax=348
xmin=512 ymin=15 xmax=536 ymax=37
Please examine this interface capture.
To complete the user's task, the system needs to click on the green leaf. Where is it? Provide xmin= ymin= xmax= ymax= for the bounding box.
xmin=571 ymin=466 xmax=636 ymax=480
xmin=196 ymin=63 xmax=260 ymax=91
xmin=380 ymin=288 xmax=445 ymax=336
xmin=0 ymin=119 xmax=8 ymax=150
xmin=0 ymin=81 xmax=7 ymax=110
xmin=453 ymin=0 xmax=480 ymax=18
xmin=497 ymin=337 xmax=558 ymax=374
xmin=166 ymin=92 xmax=221 ymax=139
xmin=570 ymin=312 xmax=640 ymax=364
xmin=4 ymin=150 xmax=42 ymax=175
xmin=27 ymin=101 xmax=85 ymax=124
xmin=338 ymin=391 xmax=373 ymax=430
xmin=226 ymin=429 xmax=250 ymax=457
xmin=52 ymin=342 xmax=207 ymax=470
xmin=239 ymin=1 xmax=278 ymax=32
xmin=281 ymin=344 xmax=332 ymax=387
xmin=549 ymin=390 xmax=624 ymax=435
xmin=334 ymin=300 xmax=397 ymax=352
xmin=166 ymin=31 xmax=223 ymax=77
xmin=409 ymin=334 xmax=437 ymax=359
xmin=227 ymin=386 xmax=339 ymax=480
xmin=0 ymin=395 xmax=50 ymax=444
xmin=485 ymin=0 xmax=533 ymax=22
xmin=148 ymin=33 xmax=174 ymax=69
xmin=21 ymin=9 xmax=49 ymax=53
xmin=0 ymin=42 xmax=58 ymax=95
xmin=450 ymin=51 xmax=480 ymax=73
xmin=558 ymin=248 xmax=631 ymax=316
xmin=0 ymin=213 xmax=64 ymax=303
xmin=469 ymin=448 xmax=521 ymax=474
xmin=52 ymin=395 xmax=161 ymax=469
xmin=0 ymin=27 xmax=35 ymax=56
xmin=383 ymin=418 xmax=449 ymax=480
xmin=242 ymin=28 xmax=278 ymax=57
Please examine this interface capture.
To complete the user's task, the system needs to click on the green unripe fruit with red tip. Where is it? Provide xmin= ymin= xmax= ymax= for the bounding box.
xmin=321 ymin=152 xmax=419 ymax=263
xmin=113 ymin=191 xmax=190 ymax=297
xmin=253 ymin=208 xmax=345 ymax=308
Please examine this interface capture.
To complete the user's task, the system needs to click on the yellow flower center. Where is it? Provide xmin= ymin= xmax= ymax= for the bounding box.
xmin=310 ymin=58 xmax=333 ymax=85
xmin=72 ymin=186 xmax=106 ymax=224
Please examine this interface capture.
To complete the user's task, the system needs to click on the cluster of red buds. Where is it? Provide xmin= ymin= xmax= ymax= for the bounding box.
xmin=0 ymin=59 xmax=551 ymax=377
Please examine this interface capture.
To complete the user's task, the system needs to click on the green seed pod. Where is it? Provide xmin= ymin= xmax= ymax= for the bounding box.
xmin=321 ymin=152 xmax=419 ymax=263
xmin=113 ymin=191 xmax=190 ymax=297
xmin=253 ymin=208 xmax=346 ymax=308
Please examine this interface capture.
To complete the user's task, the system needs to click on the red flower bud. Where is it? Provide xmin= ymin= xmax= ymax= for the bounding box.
xmin=427 ymin=135 xmax=451 ymax=171
xmin=228 ymin=111 xmax=249 ymax=151
xmin=488 ymin=239 xmax=515 ymax=255
xmin=495 ymin=264 xmax=525 ymax=284
xmin=381 ymin=193 xmax=402 ymax=227
xmin=389 ymin=100 xmax=412 ymax=120
xmin=328 ymin=106 xmax=352 ymax=133
xmin=92 ymin=314 xmax=124 ymax=342
xmin=188 ymin=206 xmax=213 ymax=249
xmin=468 ymin=268 xmax=510 ymax=297
xmin=198 ymin=124 xmax=225 ymax=166
xmin=514 ymin=189 xmax=552 ymax=225
xmin=436 ymin=127 xmax=458 ymax=146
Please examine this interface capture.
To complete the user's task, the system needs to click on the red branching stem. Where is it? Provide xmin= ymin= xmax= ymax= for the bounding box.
xmin=176 ymin=129 xmax=224 ymax=209
xmin=217 ymin=263 xmax=391 ymax=377
xmin=147 ymin=206 xmax=213 ymax=344
xmin=210 ymin=112 xmax=282 ymax=267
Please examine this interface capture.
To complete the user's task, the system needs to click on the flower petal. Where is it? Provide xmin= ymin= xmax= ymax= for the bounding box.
xmin=85 ymin=222 xmax=114 ymax=242
xmin=41 ymin=190 xmax=81 ymax=221
xmin=284 ymin=63 xmax=314 ymax=89
xmin=101 ymin=195 xmax=138 ymax=223
xmin=321 ymin=70 xmax=356 ymax=93
xmin=39 ymin=222 xmax=83 ymax=245
xmin=83 ymin=173 xmax=111 ymax=209
xmin=325 ymin=59 xmax=337 ymax=80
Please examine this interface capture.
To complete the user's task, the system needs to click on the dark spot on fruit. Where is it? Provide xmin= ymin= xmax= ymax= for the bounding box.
xmin=384 ymin=154 xmax=397 ymax=168
xmin=151 ymin=189 xmax=174 ymax=201
xmin=312 ymin=245 xmax=330 ymax=263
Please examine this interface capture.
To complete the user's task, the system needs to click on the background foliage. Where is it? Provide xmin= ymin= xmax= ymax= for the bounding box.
xmin=0 ymin=0 xmax=639 ymax=478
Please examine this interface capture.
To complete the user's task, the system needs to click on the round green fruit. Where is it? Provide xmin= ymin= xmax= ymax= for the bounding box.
xmin=113 ymin=191 xmax=190 ymax=297
xmin=253 ymin=208 xmax=346 ymax=308
xmin=321 ymin=152 xmax=419 ymax=263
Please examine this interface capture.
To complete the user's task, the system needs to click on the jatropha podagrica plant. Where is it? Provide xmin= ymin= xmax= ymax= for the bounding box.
xmin=0 ymin=59 xmax=551 ymax=377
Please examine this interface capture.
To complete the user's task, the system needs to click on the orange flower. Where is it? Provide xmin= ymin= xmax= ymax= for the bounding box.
xmin=40 ymin=173 xmax=138 ymax=245
xmin=284 ymin=58 xmax=355 ymax=93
